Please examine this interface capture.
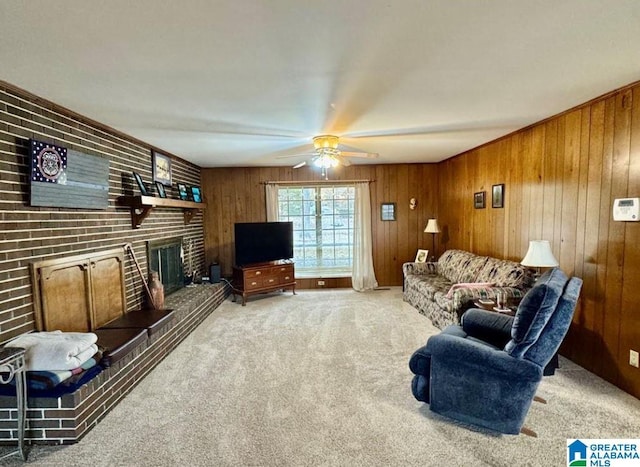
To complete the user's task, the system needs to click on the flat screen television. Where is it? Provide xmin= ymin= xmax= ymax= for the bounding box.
xmin=234 ymin=222 xmax=294 ymax=266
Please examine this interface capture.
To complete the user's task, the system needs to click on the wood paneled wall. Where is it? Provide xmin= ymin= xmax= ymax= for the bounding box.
xmin=202 ymin=164 xmax=438 ymax=286
xmin=0 ymin=82 xmax=205 ymax=344
xmin=438 ymin=82 xmax=640 ymax=398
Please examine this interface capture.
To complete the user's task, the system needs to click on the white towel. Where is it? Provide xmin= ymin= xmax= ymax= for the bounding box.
xmin=6 ymin=330 xmax=98 ymax=371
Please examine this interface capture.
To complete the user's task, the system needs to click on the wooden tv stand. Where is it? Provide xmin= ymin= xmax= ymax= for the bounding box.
xmin=231 ymin=261 xmax=296 ymax=306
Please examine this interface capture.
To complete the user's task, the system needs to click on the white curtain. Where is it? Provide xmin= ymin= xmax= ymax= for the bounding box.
xmin=265 ymin=183 xmax=279 ymax=222
xmin=352 ymin=182 xmax=378 ymax=291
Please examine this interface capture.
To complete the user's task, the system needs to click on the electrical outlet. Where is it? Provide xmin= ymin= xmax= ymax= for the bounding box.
xmin=630 ymin=350 xmax=639 ymax=368
xmin=317 ymin=280 xmax=325 ymax=286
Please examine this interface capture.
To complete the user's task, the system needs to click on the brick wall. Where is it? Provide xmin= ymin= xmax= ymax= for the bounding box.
xmin=0 ymin=283 xmax=229 ymax=445
xmin=0 ymin=81 xmax=206 ymax=344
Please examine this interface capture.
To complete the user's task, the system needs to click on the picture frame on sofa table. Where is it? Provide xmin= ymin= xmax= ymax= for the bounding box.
xmin=415 ymin=249 xmax=429 ymax=263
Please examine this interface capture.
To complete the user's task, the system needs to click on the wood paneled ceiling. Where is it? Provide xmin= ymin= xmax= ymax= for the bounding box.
xmin=1 ymin=0 xmax=639 ymax=168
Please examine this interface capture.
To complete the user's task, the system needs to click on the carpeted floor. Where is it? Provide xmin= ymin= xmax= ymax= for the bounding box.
xmin=2 ymin=288 xmax=639 ymax=466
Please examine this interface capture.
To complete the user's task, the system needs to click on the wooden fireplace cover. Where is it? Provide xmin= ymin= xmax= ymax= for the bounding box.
xmin=31 ymin=248 xmax=127 ymax=332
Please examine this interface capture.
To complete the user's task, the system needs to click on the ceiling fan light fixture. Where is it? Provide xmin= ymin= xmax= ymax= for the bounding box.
xmin=313 ymin=135 xmax=339 ymax=150
xmin=313 ymin=154 xmax=339 ymax=168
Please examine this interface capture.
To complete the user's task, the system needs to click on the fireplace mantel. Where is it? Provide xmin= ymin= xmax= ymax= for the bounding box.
xmin=118 ymin=195 xmax=205 ymax=229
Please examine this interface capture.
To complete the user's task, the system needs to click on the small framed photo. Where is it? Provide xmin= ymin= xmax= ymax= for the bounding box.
xmin=492 ymin=184 xmax=505 ymax=208
xmin=155 ymin=181 xmax=167 ymax=198
xmin=152 ymin=151 xmax=172 ymax=186
xmin=177 ymin=183 xmax=189 ymax=201
xmin=381 ymin=202 xmax=396 ymax=221
xmin=415 ymin=249 xmax=429 ymax=263
xmin=132 ymin=171 xmax=150 ymax=196
xmin=474 ymin=191 xmax=486 ymax=209
xmin=190 ymin=186 xmax=202 ymax=203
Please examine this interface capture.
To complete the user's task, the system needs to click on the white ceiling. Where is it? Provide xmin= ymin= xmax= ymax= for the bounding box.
xmin=1 ymin=1 xmax=640 ymax=168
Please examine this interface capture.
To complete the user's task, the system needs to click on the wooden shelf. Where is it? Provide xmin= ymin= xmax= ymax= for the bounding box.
xmin=117 ymin=195 xmax=205 ymax=229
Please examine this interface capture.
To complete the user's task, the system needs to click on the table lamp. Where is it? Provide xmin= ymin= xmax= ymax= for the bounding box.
xmin=521 ymin=240 xmax=559 ymax=279
xmin=424 ymin=218 xmax=440 ymax=262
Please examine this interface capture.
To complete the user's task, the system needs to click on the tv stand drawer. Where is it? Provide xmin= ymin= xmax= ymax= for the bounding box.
xmin=232 ymin=262 xmax=296 ymax=306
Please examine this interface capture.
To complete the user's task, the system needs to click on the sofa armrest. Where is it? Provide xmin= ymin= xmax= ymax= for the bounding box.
xmin=402 ymin=262 xmax=434 ymax=276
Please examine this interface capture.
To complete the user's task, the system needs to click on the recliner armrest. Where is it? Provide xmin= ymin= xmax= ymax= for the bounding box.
xmin=426 ymin=332 xmax=542 ymax=381
xmin=461 ymin=308 xmax=513 ymax=348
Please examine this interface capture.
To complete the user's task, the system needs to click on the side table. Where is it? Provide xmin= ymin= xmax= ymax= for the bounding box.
xmin=0 ymin=347 xmax=27 ymax=461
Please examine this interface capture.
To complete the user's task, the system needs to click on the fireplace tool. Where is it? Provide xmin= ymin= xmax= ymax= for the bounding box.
xmin=124 ymin=243 xmax=159 ymax=309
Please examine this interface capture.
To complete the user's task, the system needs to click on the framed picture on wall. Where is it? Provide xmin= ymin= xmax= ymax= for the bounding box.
xmin=492 ymin=184 xmax=505 ymax=208
xmin=152 ymin=151 xmax=172 ymax=186
xmin=381 ymin=202 xmax=396 ymax=221
xmin=474 ymin=191 xmax=486 ymax=209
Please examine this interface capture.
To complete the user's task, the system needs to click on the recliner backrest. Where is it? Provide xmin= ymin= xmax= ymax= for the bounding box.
xmin=522 ymin=276 xmax=583 ymax=366
xmin=505 ymin=268 xmax=568 ymax=359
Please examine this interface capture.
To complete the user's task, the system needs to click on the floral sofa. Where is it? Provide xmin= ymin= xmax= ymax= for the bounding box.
xmin=403 ymin=249 xmax=534 ymax=329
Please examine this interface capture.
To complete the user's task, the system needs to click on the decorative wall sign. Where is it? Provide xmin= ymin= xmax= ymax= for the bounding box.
xmin=31 ymin=140 xmax=67 ymax=184
xmin=474 ymin=191 xmax=486 ymax=209
xmin=30 ymin=139 xmax=109 ymax=209
xmin=153 ymin=151 xmax=172 ymax=186
xmin=492 ymin=184 xmax=505 ymax=208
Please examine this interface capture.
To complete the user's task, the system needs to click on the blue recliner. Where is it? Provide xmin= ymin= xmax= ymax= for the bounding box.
xmin=409 ymin=268 xmax=582 ymax=435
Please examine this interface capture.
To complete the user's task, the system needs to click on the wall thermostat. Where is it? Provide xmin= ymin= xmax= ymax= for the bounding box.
xmin=613 ymin=198 xmax=640 ymax=221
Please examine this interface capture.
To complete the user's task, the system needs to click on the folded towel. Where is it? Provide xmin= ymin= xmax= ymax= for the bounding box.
xmin=22 ymin=350 xmax=103 ymax=390
xmin=6 ymin=331 xmax=98 ymax=371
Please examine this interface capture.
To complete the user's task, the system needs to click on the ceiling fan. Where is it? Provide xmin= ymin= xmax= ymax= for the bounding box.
xmin=277 ymin=135 xmax=378 ymax=178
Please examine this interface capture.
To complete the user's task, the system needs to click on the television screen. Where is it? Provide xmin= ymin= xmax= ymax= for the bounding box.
xmin=234 ymin=222 xmax=294 ymax=266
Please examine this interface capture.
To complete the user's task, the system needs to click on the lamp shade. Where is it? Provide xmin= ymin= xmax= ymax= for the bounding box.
xmin=521 ymin=240 xmax=559 ymax=267
xmin=424 ymin=218 xmax=440 ymax=234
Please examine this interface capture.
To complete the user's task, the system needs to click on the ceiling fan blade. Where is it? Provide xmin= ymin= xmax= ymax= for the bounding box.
xmin=293 ymin=161 xmax=307 ymax=169
xmin=340 ymin=151 xmax=379 ymax=159
xmin=276 ymin=153 xmax=315 ymax=159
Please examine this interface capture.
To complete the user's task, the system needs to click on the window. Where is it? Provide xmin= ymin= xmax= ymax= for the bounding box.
xmin=277 ymin=185 xmax=355 ymax=277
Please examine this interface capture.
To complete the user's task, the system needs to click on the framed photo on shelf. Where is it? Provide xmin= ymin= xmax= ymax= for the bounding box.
xmin=155 ymin=181 xmax=167 ymax=198
xmin=177 ymin=183 xmax=189 ymax=201
xmin=492 ymin=183 xmax=505 ymax=208
xmin=415 ymin=249 xmax=429 ymax=263
xmin=132 ymin=171 xmax=150 ymax=196
xmin=190 ymin=186 xmax=202 ymax=203
xmin=381 ymin=202 xmax=396 ymax=221
xmin=474 ymin=191 xmax=486 ymax=209
xmin=152 ymin=151 xmax=172 ymax=186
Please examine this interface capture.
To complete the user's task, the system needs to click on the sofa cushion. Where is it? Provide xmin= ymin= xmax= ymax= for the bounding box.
xmin=100 ymin=309 xmax=175 ymax=337
xmin=95 ymin=328 xmax=147 ymax=367
xmin=437 ymin=250 xmax=488 ymax=283
xmin=474 ymin=257 xmax=531 ymax=288
xmin=505 ymin=268 xmax=568 ymax=359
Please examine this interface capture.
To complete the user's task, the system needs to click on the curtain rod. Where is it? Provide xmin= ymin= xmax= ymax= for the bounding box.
xmin=261 ymin=179 xmax=374 ymax=185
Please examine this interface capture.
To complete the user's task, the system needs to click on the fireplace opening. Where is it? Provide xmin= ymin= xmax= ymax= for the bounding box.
xmin=147 ymin=238 xmax=184 ymax=295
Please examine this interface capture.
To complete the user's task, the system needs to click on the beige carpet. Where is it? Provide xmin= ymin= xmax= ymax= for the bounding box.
xmin=3 ymin=288 xmax=640 ymax=466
